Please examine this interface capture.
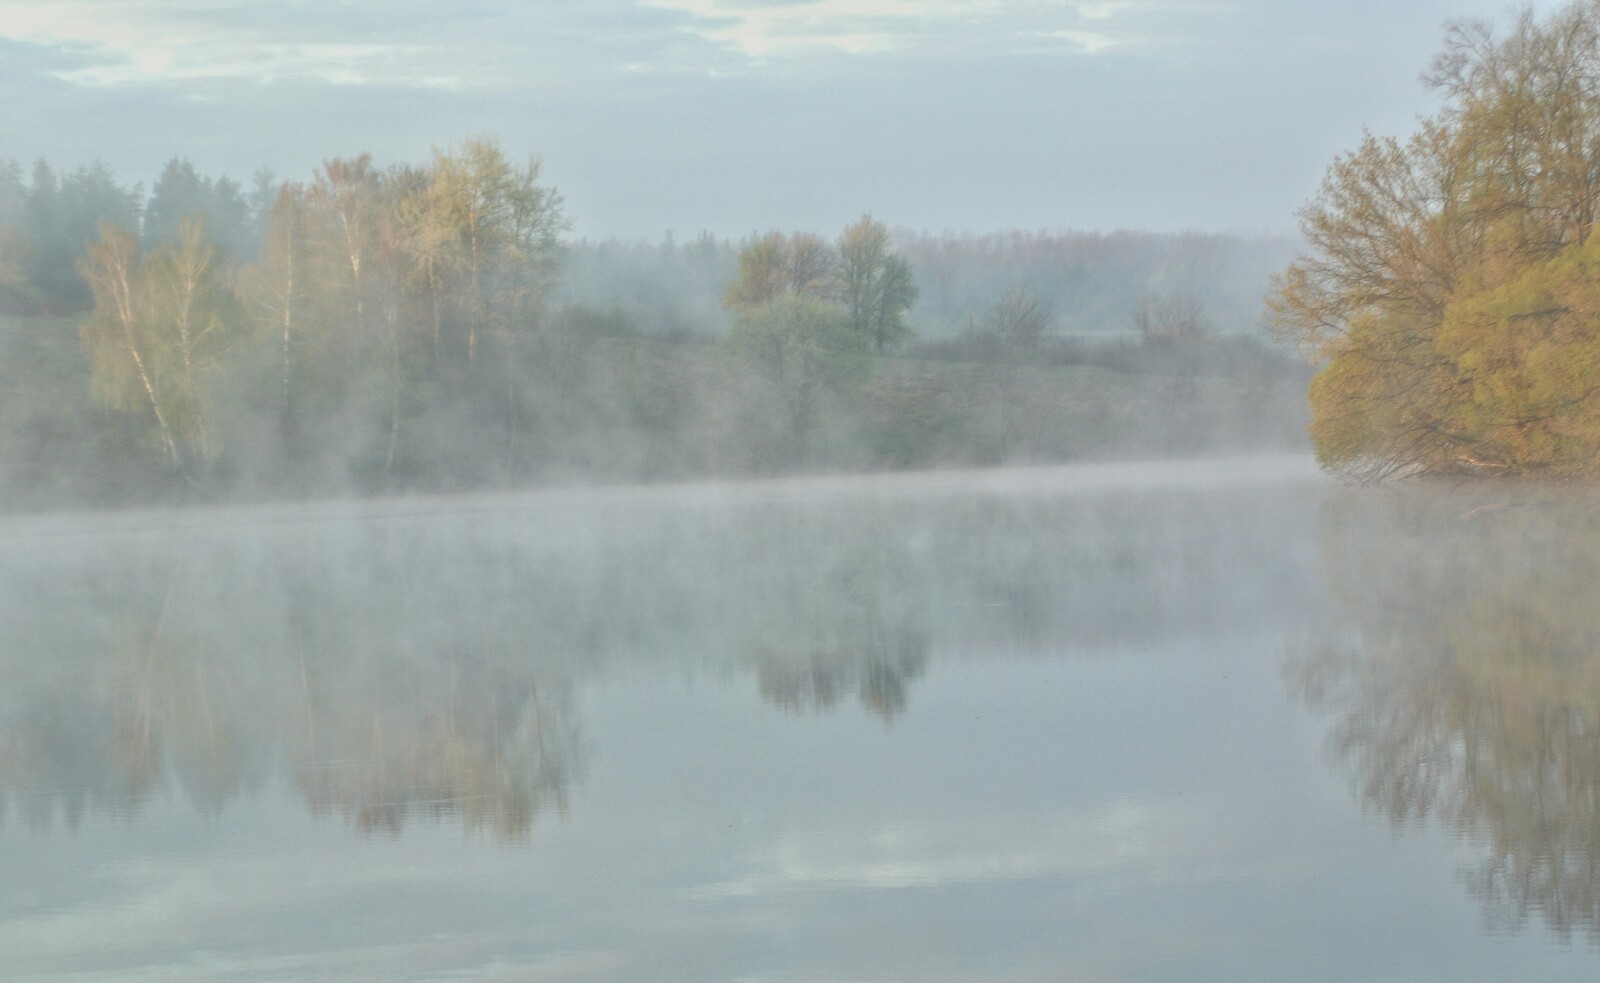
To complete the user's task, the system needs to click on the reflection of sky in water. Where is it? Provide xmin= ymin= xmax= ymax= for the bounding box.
xmin=3 ymin=457 xmax=1599 ymax=981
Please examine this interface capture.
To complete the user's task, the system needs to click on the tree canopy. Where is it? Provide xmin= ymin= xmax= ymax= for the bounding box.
xmin=0 ymin=136 xmax=1311 ymax=505
xmin=724 ymin=215 xmax=916 ymax=353
xmin=838 ymin=214 xmax=916 ymax=353
xmin=1271 ymin=0 xmax=1600 ymax=479
xmin=70 ymin=139 xmax=568 ymax=486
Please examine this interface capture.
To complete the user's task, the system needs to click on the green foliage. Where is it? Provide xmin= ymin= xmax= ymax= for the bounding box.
xmin=144 ymin=158 xmax=253 ymax=260
xmin=723 ymin=216 xmax=916 ymax=357
xmin=416 ymin=139 xmax=567 ymax=363
xmin=140 ymin=217 xmax=240 ymax=458
xmin=0 ymin=159 xmax=141 ymax=314
xmin=726 ymin=296 xmax=863 ymax=374
xmin=78 ymin=223 xmax=179 ymax=465
xmin=838 ymin=213 xmax=916 ymax=353
xmin=67 ymin=140 xmax=571 ymax=488
xmin=724 ymin=296 xmax=865 ymax=459
xmin=0 ymin=136 xmax=1308 ymax=506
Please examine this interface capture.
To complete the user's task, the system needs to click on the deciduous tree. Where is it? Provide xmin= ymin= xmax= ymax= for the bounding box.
xmin=724 ymin=231 xmax=837 ymax=311
xmin=837 ymin=214 xmax=916 ymax=353
xmin=78 ymin=223 xmax=180 ymax=467
xmin=418 ymin=140 xmax=565 ymax=370
xmin=1271 ymin=1 xmax=1600 ymax=478
xmin=724 ymin=296 xmax=864 ymax=458
xmin=140 ymin=215 xmax=236 ymax=459
xmin=79 ymin=219 xmax=237 ymax=469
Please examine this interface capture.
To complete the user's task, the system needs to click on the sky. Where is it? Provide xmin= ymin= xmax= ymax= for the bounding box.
xmin=0 ymin=0 xmax=1569 ymax=239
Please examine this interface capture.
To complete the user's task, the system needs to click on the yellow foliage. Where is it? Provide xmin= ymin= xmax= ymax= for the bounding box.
xmin=1277 ymin=2 xmax=1600 ymax=478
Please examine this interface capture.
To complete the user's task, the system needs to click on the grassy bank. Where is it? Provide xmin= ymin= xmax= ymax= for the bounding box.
xmin=0 ymin=315 xmax=1308 ymax=510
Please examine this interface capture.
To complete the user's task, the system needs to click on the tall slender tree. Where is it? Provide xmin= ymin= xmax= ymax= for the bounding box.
xmin=140 ymin=216 xmax=235 ymax=459
xmin=248 ymin=183 xmax=310 ymax=423
xmin=419 ymin=140 xmax=565 ymax=371
xmin=78 ymin=223 xmax=179 ymax=467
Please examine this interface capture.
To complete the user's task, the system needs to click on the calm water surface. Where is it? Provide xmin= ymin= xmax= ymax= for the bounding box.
xmin=3 ymin=457 xmax=1599 ymax=981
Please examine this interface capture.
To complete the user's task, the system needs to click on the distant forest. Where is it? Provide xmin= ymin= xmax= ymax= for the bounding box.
xmin=0 ymin=144 xmax=1308 ymax=509
xmin=0 ymin=155 xmax=1297 ymax=336
xmin=558 ymin=228 xmax=1298 ymax=342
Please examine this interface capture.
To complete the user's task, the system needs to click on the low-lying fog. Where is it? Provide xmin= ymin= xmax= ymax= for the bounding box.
xmin=3 ymin=456 xmax=1598 ymax=982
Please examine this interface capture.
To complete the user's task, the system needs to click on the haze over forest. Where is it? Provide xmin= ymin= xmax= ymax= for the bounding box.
xmin=16 ymin=7 xmax=1600 ymax=981
xmin=0 ymin=142 xmax=1308 ymax=509
xmin=2 ymin=0 xmax=1584 ymax=510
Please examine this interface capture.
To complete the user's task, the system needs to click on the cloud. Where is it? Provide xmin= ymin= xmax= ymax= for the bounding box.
xmin=1038 ymin=28 xmax=1127 ymax=53
xmin=1073 ymin=1 xmax=1139 ymax=20
xmin=0 ymin=0 xmax=1185 ymax=90
xmin=60 ymin=42 xmax=454 ymax=89
xmin=681 ymin=801 xmax=1201 ymax=900
xmin=0 ymin=1 xmax=462 ymax=87
xmin=641 ymin=0 xmax=1164 ymax=60
xmin=0 ymin=1 xmax=655 ymax=89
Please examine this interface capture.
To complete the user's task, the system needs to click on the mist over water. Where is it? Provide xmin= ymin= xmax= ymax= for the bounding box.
xmin=10 ymin=1 xmax=1600 ymax=978
xmin=3 ymin=457 xmax=1598 ymax=981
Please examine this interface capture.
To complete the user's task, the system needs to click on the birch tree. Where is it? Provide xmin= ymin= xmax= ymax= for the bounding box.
xmin=79 ymin=219 xmax=235 ymax=468
xmin=79 ymin=223 xmax=180 ymax=467
xmin=248 ymin=183 xmax=310 ymax=422
xmin=140 ymin=216 xmax=234 ymax=459
xmin=417 ymin=140 xmax=565 ymax=371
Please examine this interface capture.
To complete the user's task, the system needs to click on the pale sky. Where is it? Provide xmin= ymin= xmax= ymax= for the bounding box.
xmin=0 ymin=0 xmax=1566 ymax=238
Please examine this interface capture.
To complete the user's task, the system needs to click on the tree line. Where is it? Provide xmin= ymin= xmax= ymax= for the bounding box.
xmin=0 ymin=156 xmax=267 ymax=314
xmin=0 ymin=139 xmax=1308 ymax=506
xmin=0 ymin=149 xmax=936 ymax=495
xmin=4 ymin=140 xmax=568 ymax=491
xmin=552 ymin=228 xmax=1298 ymax=343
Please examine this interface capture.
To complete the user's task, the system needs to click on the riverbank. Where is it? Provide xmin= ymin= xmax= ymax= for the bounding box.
xmin=0 ymin=315 xmax=1309 ymax=510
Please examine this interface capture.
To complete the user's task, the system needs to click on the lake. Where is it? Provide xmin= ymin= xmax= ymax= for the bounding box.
xmin=3 ymin=456 xmax=1599 ymax=982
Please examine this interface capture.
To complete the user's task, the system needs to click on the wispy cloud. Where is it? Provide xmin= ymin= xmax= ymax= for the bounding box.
xmin=683 ymin=802 xmax=1182 ymax=899
xmin=1074 ymin=1 xmax=1141 ymax=20
xmin=0 ymin=1 xmax=510 ymax=88
xmin=640 ymin=0 xmax=1169 ymax=60
xmin=0 ymin=2 xmax=427 ymax=87
xmin=0 ymin=0 xmax=1189 ymax=90
xmin=1037 ymin=28 xmax=1128 ymax=54
xmin=63 ymin=42 xmax=456 ymax=88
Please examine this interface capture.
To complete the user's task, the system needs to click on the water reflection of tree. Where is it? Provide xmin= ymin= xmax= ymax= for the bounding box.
xmin=293 ymin=655 xmax=577 ymax=842
xmin=0 ymin=544 xmax=584 ymax=842
xmin=109 ymin=584 xmax=258 ymax=815
xmin=1294 ymin=488 xmax=1600 ymax=939
xmin=0 ymin=479 xmax=1315 ymax=834
xmin=740 ymin=524 xmax=931 ymax=721
xmin=747 ymin=612 xmax=929 ymax=722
